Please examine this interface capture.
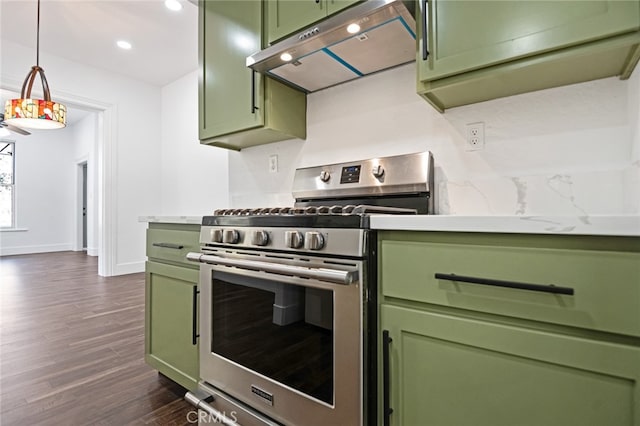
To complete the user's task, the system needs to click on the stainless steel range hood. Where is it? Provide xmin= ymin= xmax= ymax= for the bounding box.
xmin=246 ymin=0 xmax=416 ymax=93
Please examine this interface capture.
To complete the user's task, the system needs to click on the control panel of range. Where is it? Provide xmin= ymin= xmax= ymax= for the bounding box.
xmin=200 ymin=226 xmax=364 ymax=258
xmin=291 ymin=151 xmax=433 ymax=200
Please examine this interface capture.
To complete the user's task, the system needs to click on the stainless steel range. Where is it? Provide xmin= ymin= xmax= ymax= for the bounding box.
xmin=185 ymin=151 xmax=434 ymax=426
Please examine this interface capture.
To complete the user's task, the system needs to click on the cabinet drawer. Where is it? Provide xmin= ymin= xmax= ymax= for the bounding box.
xmin=147 ymin=228 xmax=200 ymax=267
xmin=379 ymin=232 xmax=640 ymax=337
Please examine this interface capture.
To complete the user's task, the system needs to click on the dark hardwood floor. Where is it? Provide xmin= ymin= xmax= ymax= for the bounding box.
xmin=0 ymin=251 xmax=194 ymax=425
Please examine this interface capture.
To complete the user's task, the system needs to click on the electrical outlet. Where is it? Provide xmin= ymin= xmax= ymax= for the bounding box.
xmin=269 ymin=154 xmax=278 ymax=173
xmin=465 ymin=122 xmax=485 ymax=151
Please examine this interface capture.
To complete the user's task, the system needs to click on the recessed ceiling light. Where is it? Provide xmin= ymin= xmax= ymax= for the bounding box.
xmin=117 ymin=40 xmax=132 ymax=50
xmin=164 ymin=0 xmax=182 ymax=11
xmin=347 ymin=23 xmax=361 ymax=34
xmin=280 ymin=53 xmax=293 ymax=62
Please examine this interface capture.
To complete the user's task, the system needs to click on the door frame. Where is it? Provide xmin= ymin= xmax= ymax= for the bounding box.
xmin=2 ymin=77 xmax=116 ymax=276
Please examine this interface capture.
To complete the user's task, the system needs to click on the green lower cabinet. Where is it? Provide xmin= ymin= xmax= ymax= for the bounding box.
xmin=380 ymin=304 xmax=640 ymax=426
xmin=145 ymin=261 xmax=199 ymax=391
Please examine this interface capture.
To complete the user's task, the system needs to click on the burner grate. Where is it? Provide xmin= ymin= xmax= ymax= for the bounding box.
xmin=213 ymin=205 xmax=417 ymax=216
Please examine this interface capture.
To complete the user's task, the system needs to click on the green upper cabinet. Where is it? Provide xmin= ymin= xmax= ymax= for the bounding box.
xmin=199 ymin=0 xmax=306 ymax=150
xmin=327 ymin=0 xmax=360 ymax=15
xmin=266 ymin=0 xmax=361 ymax=44
xmin=267 ymin=0 xmax=325 ymax=43
xmin=417 ymin=0 xmax=640 ymax=112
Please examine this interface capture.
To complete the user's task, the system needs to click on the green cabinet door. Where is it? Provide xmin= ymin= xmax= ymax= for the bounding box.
xmin=419 ymin=0 xmax=640 ymax=81
xmin=266 ymin=0 xmax=361 ymax=44
xmin=326 ymin=0 xmax=360 ymax=15
xmin=380 ymin=304 xmax=640 ymax=426
xmin=199 ymin=0 xmax=306 ymax=150
xmin=145 ymin=261 xmax=199 ymax=391
xmin=267 ymin=0 xmax=326 ymax=44
xmin=199 ymin=0 xmax=262 ymax=139
xmin=417 ymin=0 xmax=640 ymax=111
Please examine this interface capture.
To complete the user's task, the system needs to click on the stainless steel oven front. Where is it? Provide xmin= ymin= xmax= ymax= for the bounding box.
xmin=188 ymin=228 xmax=369 ymax=426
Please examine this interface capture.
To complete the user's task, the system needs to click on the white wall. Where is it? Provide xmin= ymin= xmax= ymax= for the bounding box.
xmin=159 ymin=71 xmax=229 ymax=214
xmin=0 ymin=112 xmax=101 ymax=257
xmin=0 ymin=128 xmax=77 ymax=255
xmin=1 ymin=40 xmax=162 ymax=274
xmin=624 ymin=66 xmax=640 ymax=213
xmin=229 ymin=63 xmax=640 ymax=216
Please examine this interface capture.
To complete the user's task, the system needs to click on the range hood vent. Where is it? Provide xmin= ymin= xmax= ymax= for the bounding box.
xmin=246 ymin=0 xmax=416 ymax=93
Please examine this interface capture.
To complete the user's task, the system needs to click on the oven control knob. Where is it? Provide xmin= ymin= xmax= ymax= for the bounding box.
xmin=209 ymin=228 xmax=223 ymax=243
xmin=372 ymin=165 xmax=385 ymax=179
xmin=251 ymin=230 xmax=269 ymax=246
xmin=284 ymin=231 xmax=304 ymax=249
xmin=319 ymin=170 xmax=331 ymax=182
xmin=222 ymin=229 xmax=240 ymax=244
xmin=304 ymin=232 xmax=325 ymax=250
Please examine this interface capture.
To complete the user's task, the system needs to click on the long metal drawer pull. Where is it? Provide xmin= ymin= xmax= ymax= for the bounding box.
xmin=422 ymin=0 xmax=430 ymax=60
xmin=186 ymin=252 xmax=357 ymax=284
xmin=185 ymin=392 xmax=239 ymax=426
xmin=250 ymin=70 xmax=259 ymax=114
xmin=434 ymin=273 xmax=575 ymax=295
xmin=152 ymin=242 xmax=184 ymax=250
xmin=382 ymin=330 xmax=393 ymax=426
xmin=191 ymin=286 xmax=199 ymax=346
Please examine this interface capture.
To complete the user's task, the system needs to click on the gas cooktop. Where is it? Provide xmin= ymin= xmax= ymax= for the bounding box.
xmin=204 ymin=151 xmax=434 ymax=230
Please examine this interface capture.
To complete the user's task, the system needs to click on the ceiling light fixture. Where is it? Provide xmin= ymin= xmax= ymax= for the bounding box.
xmin=3 ymin=0 xmax=66 ymax=130
xmin=280 ymin=53 xmax=293 ymax=62
xmin=347 ymin=23 xmax=361 ymax=34
xmin=117 ymin=40 xmax=133 ymax=50
xmin=164 ymin=0 xmax=183 ymax=11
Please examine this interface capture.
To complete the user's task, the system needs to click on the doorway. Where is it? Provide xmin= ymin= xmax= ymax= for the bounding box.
xmin=76 ymin=159 xmax=91 ymax=254
xmin=82 ymin=162 xmax=88 ymax=250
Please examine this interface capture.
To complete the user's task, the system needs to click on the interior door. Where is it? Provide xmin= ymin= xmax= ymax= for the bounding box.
xmin=82 ymin=163 xmax=87 ymax=250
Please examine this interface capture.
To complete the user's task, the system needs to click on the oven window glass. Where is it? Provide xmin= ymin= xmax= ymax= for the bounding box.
xmin=212 ymin=273 xmax=334 ymax=405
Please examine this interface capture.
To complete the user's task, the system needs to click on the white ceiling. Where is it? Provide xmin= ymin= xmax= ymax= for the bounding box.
xmin=0 ymin=0 xmax=198 ymax=87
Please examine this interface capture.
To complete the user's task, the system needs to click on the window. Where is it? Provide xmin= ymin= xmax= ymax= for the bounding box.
xmin=0 ymin=141 xmax=15 ymax=228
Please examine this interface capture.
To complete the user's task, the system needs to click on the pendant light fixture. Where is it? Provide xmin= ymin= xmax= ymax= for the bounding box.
xmin=3 ymin=0 xmax=66 ymax=130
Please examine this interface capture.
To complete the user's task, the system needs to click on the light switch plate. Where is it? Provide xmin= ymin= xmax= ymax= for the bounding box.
xmin=269 ymin=154 xmax=278 ymax=173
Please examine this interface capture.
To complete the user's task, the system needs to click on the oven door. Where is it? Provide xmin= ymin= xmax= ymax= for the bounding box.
xmin=193 ymin=249 xmax=364 ymax=426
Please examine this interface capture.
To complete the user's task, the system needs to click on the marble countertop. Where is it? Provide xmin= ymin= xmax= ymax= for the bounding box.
xmin=138 ymin=216 xmax=203 ymax=225
xmin=369 ymin=215 xmax=640 ymax=237
xmin=138 ymin=215 xmax=640 ymax=236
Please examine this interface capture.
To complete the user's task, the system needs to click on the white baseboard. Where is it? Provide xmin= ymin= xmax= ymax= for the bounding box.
xmin=0 ymin=244 xmax=74 ymax=257
xmin=71 ymin=247 xmax=99 ymax=256
xmin=113 ymin=261 xmax=145 ymax=276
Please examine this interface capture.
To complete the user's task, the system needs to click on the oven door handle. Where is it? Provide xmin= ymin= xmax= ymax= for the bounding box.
xmin=186 ymin=252 xmax=358 ymax=285
xmin=185 ymin=392 xmax=239 ymax=426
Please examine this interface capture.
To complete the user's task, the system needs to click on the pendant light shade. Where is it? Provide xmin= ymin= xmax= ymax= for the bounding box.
xmin=3 ymin=0 xmax=66 ymax=130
